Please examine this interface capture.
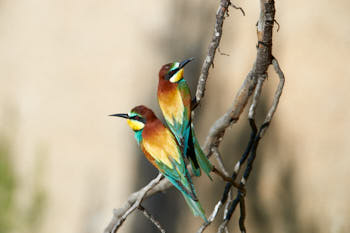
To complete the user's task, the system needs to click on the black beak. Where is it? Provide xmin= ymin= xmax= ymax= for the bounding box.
xmin=179 ymin=58 xmax=194 ymax=69
xmin=109 ymin=113 xmax=129 ymax=119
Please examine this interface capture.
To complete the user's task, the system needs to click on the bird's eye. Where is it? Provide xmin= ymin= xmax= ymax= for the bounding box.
xmin=132 ymin=115 xmax=146 ymax=123
xmin=168 ymin=69 xmax=177 ymax=77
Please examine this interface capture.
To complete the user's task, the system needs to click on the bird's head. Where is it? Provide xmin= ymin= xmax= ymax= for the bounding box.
xmin=159 ymin=58 xmax=194 ymax=83
xmin=110 ymin=105 xmax=156 ymax=131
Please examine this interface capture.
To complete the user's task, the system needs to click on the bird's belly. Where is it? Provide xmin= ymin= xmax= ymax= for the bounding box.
xmin=159 ymin=90 xmax=184 ymax=126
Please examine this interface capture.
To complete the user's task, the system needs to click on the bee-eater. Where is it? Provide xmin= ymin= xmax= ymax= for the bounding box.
xmin=110 ymin=105 xmax=207 ymax=221
xmin=157 ymin=58 xmax=213 ymax=178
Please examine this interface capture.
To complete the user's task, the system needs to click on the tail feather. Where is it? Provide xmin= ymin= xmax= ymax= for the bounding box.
xmin=192 ymin=127 xmax=213 ymax=179
xmin=186 ymin=126 xmax=201 ymax=176
xmin=183 ymin=194 xmax=208 ymax=222
xmin=189 ymin=158 xmax=201 ymax=176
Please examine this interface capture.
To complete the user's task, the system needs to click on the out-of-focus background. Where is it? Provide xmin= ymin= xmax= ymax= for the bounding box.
xmin=1 ymin=0 xmax=349 ymax=233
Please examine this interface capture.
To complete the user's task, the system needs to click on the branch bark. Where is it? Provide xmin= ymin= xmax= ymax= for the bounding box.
xmin=195 ymin=0 xmax=231 ymax=104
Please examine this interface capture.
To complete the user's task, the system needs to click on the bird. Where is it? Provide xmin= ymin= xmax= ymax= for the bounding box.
xmin=157 ymin=58 xmax=213 ymax=179
xmin=110 ymin=105 xmax=207 ymax=221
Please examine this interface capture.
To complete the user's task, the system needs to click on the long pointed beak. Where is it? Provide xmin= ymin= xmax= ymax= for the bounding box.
xmin=179 ymin=57 xmax=194 ymax=69
xmin=109 ymin=113 xmax=129 ymax=119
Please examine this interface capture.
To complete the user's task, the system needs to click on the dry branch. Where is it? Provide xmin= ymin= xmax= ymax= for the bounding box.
xmin=200 ymin=0 xmax=286 ymax=232
xmin=104 ymin=174 xmax=166 ymax=233
xmin=138 ymin=205 xmax=166 ymax=233
xmin=195 ymin=0 xmax=231 ymax=104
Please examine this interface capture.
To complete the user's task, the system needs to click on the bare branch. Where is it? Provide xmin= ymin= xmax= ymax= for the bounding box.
xmin=212 ymin=167 xmax=245 ymax=193
xmin=214 ymin=1 xmax=283 ymax=232
xmin=197 ymin=201 xmax=223 ymax=233
xmin=238 ymin=195 xmax=246 ymax=233
xmin=203 ymin=71 xmax=257 ymax=154
xmin=218 ymin=47 xmax=230 ymax=56
xmin=222 ymin=57 xmax=285 ymax=225
xmin=104 ymin=173 xmax=164 ymax=233
xmin=195 ymin=0 xmax=231 ymax=104
xmin=212 ymin=147 xmax=230 ymax=177
xmin=217 ymin=220 xmax=229 ymax=233
xmin=248 ymin=75 xmax=265 ymax=120
xmin=199 ymin=0 xmax=279 ymax=151
xmin=223 ymin=189 xmax=233 ymax=220
xmin=138 ymin=205 xmax=166 ymax=233
xmin=260 ymin=57 xmax=285 ymax=136
xmin=230 ymin=3 xmax=245 ymax=16
xmin=274 ymin=19 xmax=280 ymax=32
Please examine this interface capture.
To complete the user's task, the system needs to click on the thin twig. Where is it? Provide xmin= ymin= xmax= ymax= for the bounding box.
xmin=203 ymin=70 xmax=257 ymax=155
xmin=212 ymin=167 xmax=245 ymax=193
xmin=197 ymin=188 xmax=233 ymax=233
xmin=138 ymin=205 xmax=166 ymax=233
xmin=218 ymin=47 xmax=230 ymax=56
xmin=238 ymin=195 xmax=246 ymax=233
xmin=225 ymin=226 xmax=229 ymax=233
xmin=218 ymin=220 xmax=229 ymax=233
xmin=248 ymin=75 xmax=265 ymax=120
xmin=274 ymin=19 xmax=280 ymax=32
xmin=260 ymin=57 xmax=285 ymax=136
xmin=197 ymin=201 xmax=223 ymax=233
xmin=223 ymin=56 xmax=285 ymax=227
xmin=212 ymin=147 xmax=230 ymax=177
xmin=218 ymin=76 xmax=263 ymax=205
xmin=219 ymin=118 xmax=257 ymax=208
xmin=230 ymin=3 xmax=245 ymax=16
xmin=104 ymin=173 xmax=164 ymax=233
xmin=223 ymin=189 xmax=233 ymax=220
xmin=195 ymin=0 xmax=231 ymax=104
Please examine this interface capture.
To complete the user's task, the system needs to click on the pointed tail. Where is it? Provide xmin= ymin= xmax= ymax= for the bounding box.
xmin=192 ymin=127 xmax=213 ymax=179
xmin=184 ymin=125 xmax=201 ymax=176
xmin=183 ymin=194 xmax=208 ymax=222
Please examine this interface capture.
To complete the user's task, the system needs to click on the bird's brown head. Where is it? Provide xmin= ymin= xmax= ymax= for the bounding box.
xmin=110 ymin=105 xmax=156 ymax=131
xmin=158 ymin=58 xmax=194 ymax=83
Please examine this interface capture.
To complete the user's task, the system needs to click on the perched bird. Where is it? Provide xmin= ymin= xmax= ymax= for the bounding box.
xmin=110 ymin=105 xmax=207 ymax=221
xmin=157 ymin=58 xmax=213 ymax=178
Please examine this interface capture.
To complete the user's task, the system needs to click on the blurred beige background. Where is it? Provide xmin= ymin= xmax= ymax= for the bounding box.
xmin=0 ymin=0 xmax=349 ymax=233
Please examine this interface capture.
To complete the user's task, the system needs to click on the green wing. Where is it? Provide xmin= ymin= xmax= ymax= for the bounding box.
xmin=141 ymin=129 xmax=207 ymax=221
xmin=178 ymin=80 xmax=213 ymax=178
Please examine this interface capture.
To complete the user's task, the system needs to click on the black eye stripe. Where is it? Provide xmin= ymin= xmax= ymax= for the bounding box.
xmin=165 ymin=68 xmax=179 ymax=80
xmin=170 ymin=69 xmax=177 ymax=76
xmin=130 ymin=115 xmax=146 ymax=123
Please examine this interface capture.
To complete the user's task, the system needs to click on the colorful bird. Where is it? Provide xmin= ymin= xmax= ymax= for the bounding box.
xmin=157 ymin=58 xmax=213 ymax=178
xmin=110 ymin=105 xmax=207 ymax=221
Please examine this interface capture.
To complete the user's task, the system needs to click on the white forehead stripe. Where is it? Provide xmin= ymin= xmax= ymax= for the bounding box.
xmin=171 ymin=62 xmax=180 ymax=70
